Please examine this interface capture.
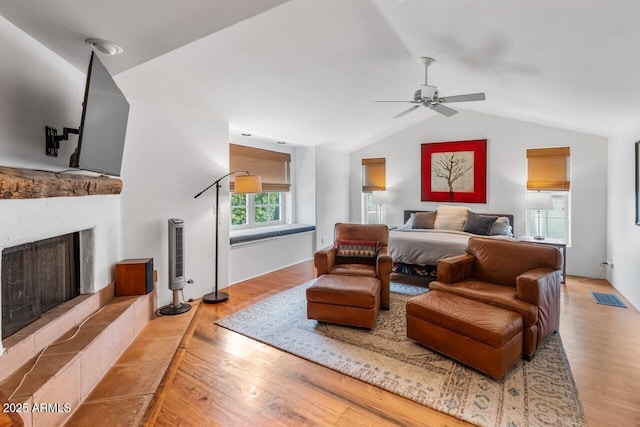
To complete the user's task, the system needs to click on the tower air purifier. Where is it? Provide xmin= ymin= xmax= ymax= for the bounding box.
xmin=159 ymin=218 xmax=192 ymax=315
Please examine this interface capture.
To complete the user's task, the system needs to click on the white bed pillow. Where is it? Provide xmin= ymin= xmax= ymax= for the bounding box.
xmin=434 ymin=205 xmax=468 ymax=231
xmin=490 ymin=216 xmax=514 ymax=237
xmin=400 ymin=214 xmax=415 ymax=229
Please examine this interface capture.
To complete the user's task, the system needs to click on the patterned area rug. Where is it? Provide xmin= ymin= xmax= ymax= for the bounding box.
xmin=216 ymin=282 xmax=585 ymax=427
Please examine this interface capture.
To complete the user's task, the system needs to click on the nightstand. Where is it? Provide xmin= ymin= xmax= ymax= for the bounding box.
xmin=517 ymin=236 xmax=567 ymax=283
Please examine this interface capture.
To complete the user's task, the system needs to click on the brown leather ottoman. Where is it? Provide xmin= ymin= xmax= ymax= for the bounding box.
xmin=306 ymin=274 xmax=381 ymax=328
xmin=406 ymin=290 xmax=523 ymax=379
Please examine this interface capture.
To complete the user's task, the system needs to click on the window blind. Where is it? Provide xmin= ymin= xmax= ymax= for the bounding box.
xmin=362 ymin=158 xmax=386 ymax=192
xmin=229 ymin=144 xmax=291 ymax=192
xmin=526 ymin=147 xmax=570 ymax=191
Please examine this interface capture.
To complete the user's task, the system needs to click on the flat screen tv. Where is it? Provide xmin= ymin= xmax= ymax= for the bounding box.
xmin=69 ymin=51 xmax=130 ymax=177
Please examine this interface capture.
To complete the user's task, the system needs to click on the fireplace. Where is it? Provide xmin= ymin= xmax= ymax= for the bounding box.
xmin=1 ymin=232 xmax=80 ymax=339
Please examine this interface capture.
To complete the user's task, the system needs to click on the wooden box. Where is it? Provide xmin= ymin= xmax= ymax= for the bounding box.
xmin=115 ymin=258 xmax=154 ymax=296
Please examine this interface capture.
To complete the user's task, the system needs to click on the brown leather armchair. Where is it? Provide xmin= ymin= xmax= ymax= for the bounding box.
xmin=429 ymin=237 xmax=563 ymax=359
xmin=314 ymin=223 xmax=392 ymax=309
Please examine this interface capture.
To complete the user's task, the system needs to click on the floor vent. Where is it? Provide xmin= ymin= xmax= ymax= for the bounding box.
xmin=590 ymin=292 xmax=627 ymax=308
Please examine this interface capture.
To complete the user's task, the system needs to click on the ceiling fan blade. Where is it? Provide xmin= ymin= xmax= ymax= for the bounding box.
xmin=393 ymin=105 xmax=421 ymax=118
xmin=438 ymin=93 xmax=486 ymax=103
xmin=431 ymin=103 xmax=458 ymax=117
xmin=374 ymin=100 xmax=417 ymax=103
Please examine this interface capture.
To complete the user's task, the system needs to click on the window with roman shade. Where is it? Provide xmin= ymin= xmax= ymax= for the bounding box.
xmin=362 ymin=158 xmax=386 ymax=193
xmin=229 ymin=144 xmax=291 ymax=192
xmin=526 ymin=147 xmax=570 ymax=191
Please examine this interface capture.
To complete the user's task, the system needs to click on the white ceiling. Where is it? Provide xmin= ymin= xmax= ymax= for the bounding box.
xmin=3 ymin=0 xmax=640 ymax=152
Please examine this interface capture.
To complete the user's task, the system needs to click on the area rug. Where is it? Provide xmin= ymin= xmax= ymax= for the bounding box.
xmin=216 ymin=282 xmax=585 ymax=427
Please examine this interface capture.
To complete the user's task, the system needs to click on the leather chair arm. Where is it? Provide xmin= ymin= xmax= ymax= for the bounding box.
xmin=376 ymin=246 xmax=392 ymax=275
xmin=314 ymin=246 xmax=337 ymax=277
xmin=516 ymin=268 xmax=561 ymax=305
xmin=517 ymin=268 xmax=562 ymax=348
xmin=436 ymin=253 xmax=474 ymax=283
xmin=376 ymin=246 xmax=392 ymax=310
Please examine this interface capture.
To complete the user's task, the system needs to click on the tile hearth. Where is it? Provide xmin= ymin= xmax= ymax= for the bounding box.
xmin=0 ymin=283 xmax=195 ymax=426
xmin=65 ymin=301 xmax=198 ymax=426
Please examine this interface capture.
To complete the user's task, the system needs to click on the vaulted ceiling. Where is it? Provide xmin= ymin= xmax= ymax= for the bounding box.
xmin=2 ymin=0 xmax=640 ymax=151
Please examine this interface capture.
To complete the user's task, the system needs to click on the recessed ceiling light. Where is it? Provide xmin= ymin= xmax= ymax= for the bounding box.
xmin=277 ymin=141 xmax=286 ymax=145
xmin=241 ymin=133 xmax=252 ymax=137
xmin=85 ymin=38 xmax=124 ymax=56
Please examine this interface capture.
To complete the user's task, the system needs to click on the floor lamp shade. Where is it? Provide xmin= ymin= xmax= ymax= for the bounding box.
xmin=193 ymin=170 xmax=262 ymax=304
xmin=234 ymin=174 xmax=262 ymax=194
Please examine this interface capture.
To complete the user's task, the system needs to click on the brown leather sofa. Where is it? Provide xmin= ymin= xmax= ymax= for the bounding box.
xmin=313 ymin=223 xmax=392 ymax=309
xmin=429 ymin=237 xmax=563 ymax=359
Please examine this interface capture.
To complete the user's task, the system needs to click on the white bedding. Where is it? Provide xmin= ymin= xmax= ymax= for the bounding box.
xmin=389 ymin=229 xmax=514 ymax=266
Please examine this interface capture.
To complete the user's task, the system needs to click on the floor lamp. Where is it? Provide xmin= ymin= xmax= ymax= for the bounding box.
xmin=526 ymin=192 xmax=553 ymax=240
xmin=194 ymin=171 xmax=262 ymax=304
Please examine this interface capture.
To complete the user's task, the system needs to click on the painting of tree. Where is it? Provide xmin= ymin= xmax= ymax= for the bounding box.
xmin=431 ymin=151 xmax=475 ymax=201
xmin=421 ymin=140 xmax=487 ymax=203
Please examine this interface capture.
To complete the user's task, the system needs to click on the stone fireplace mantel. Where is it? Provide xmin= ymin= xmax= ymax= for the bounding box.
xmin=0 ymin=166 xmax=122 ymax=199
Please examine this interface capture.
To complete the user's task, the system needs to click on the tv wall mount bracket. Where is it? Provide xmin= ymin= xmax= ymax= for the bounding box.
xmin=45 ymin=126 xmax=79 ymax=157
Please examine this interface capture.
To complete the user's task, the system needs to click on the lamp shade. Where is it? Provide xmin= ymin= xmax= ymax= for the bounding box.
xmin=372 ymin=190 xmax=388 ymax=205
xmin=526 ymin=192 xmax=553 ymax=210
xmin=234 ymin=175 xmax=262 ymax=194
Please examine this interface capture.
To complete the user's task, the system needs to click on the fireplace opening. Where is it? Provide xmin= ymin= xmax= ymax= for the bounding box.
xmin=1 ymin=232 xmax=80 ymax=340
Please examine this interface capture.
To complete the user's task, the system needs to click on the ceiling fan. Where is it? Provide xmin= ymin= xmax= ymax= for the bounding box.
xmin=376 ymin=57 xmax=486 ymax=118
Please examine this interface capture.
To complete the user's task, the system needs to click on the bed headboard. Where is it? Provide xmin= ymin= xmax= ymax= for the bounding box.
xmin=403 ymin=210 xmax=514 ymax=228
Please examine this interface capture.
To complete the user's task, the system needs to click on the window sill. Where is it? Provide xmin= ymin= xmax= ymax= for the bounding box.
xmin=230 ymin=223 xmax=315 ymax=246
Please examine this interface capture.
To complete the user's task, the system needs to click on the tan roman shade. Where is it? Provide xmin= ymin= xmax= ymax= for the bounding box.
xmin=229 ymin=144 xmax=291 ymax=192
xmin=362 ymin=158 xmax=386 ymax=193
xmin=526 ymin=147 xmax=570 ymax=191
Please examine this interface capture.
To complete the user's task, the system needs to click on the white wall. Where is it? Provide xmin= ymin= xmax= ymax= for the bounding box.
xmin=350 ymin=110 xmax=608 ymax=278
xmin=295 ymin=146 xmax=317 ymax=226
xmin=116 ymin=99 xmax=229 ymax=307
xmin=229 ymin=232 xmax=315 ymax=284
xmin=607 ymin=124 xmax=640 ymax=310
xmin=315 ymin=147 xmax=350 ymax=249
xmin=0 ymin=16 xmax=122 ymax=343
xmin=0 ymin=16 xmax=85 ymax=171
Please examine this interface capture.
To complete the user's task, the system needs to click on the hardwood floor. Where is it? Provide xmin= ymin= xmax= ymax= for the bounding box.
xmin=144 ymin=261 xmax=640 ymax=426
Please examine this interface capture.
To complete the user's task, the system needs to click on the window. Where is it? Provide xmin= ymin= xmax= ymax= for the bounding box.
xmin=231 ymin=193 xmax=249 ymax=226
xmin=363 ymin=193 xmax=376 ymax=224
xmin=231 ymin=191 xmax=285 ymax=228
xmin=229 ymin=143 xmax=292 ymax=229
xmin=361 ymin=158 xmax=386 ymax=223
xmin=255 ymin=192 xmax=282 ymax=224
xmin=526 ymin=147 xmax=570 ymax=243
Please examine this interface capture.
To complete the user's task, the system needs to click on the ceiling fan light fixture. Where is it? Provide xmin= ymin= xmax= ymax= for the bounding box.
xmin=85 ymin=38 xmax=124 ymax=56
xmin=421 ymin=84 xmax=437 ymax=100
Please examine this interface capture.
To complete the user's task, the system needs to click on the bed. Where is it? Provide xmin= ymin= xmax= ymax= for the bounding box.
xmin=390 ymin=209 xmax=515 ymax=284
